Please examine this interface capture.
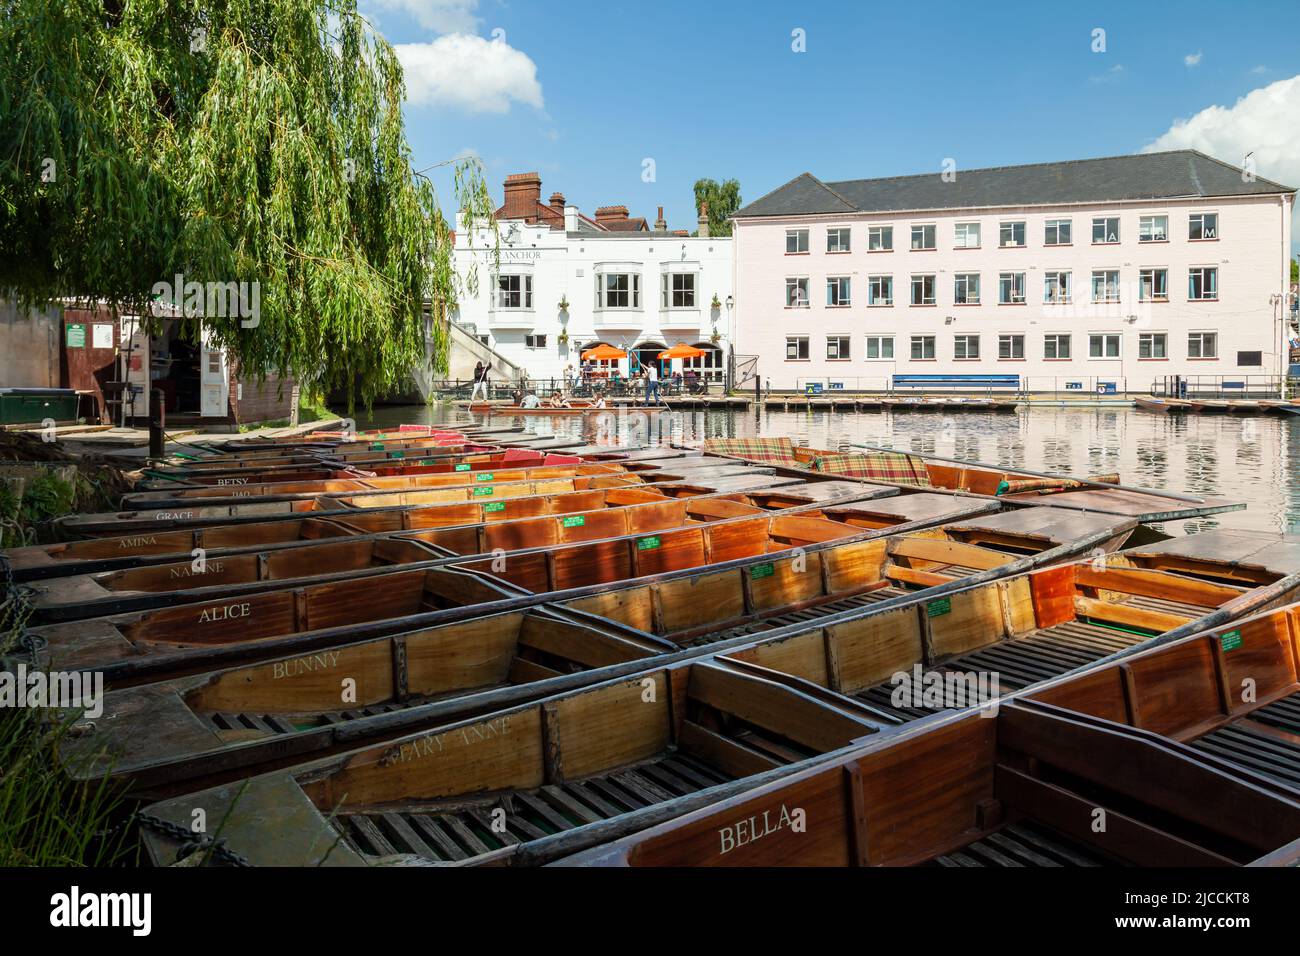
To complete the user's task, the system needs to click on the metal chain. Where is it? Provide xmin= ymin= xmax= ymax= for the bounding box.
xmin=135 ymin=812 xmax=252 ymax=868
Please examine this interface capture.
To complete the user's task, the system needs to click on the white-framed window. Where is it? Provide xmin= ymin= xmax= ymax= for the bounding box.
xmin=1045 ymin=219 xmax=1072 ymax=246
xmin=910 ymin=335 xmax=936 ymax=360
xmin=868 ymin=225 xmax=893 ymax=251
xmin=785 ymin=277 xmax=809 ymax=307
xmin=826 ymin=276 xmax=851 ymax=306
xmin=786 ymin=335 xmax=809 ymax=360
xmin=660 ymin=272 xmax=697 ymax=309
xmin=910 ymin=274 xmax=936 ymax=305
xmin=1138 ymin=332 xmax=1167 ymax=359
xmin=998 ymin=334 xmax=1025 ymax=359
xmin=524 ymin=333 xmax=547 ymax=349
xmin=597 ymin=273 xmax=640 ymax=309
xmin=1089 ymin=333 xmax=1121 ymax=358
xmin=910 ymin=224 xmax=936 ymax=251
xmin=785 ymin=229 xmax=809 ymax=254
xmin=1139 ymin=215 xmax=1168 ymax=242
xmin=1189 ymin=212 xmax=1218 ymax=241
xmin=496 ymin=274 xmax=533 ymax=309
xmin=954 ymin=222 xmax=981 ymax=249
xmin=1044 ymin=333 xmax=1071 ymax=359
xmin=865 ymin=335 xmax=894 ymax=359
xmin=998 ymin=272 xmax=1026 ymax=304
xmin=1092 ymin=216 xmax=1120 ymax=244
xmin=1091 ymin=270 xmax=1121 ymax=303
xmin=826 ymin=228 xmax=851 ymax=253
xmin=954 ymin=334 xmax=980 ymax=360
xmin=1044 ymin=271 xmax=1071 ymax=304
xmin=826 ymin=335 xmax=851 ymax=360
xmin=999 ymin=221 xmax=1026 ymax=248
xmin=953 ymin=273 xmax=980 ymax=305
xmin=1139 ymin=268 xmax=1168 ymax=302
xmin=1188 ymin=267 xmax=1218 ymax=300
xmin=1188 ymin=331 xmax=1218 ymax=359
xmin=868 ymin=275 xmax=893 ymax=306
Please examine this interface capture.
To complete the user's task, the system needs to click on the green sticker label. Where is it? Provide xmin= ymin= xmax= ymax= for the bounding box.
xmin=66 ymin=323 xmax=86 ymax=347
xmin=421 ymin=459 xmax=434 ymax=465
xmin=455 ymin=463 xmax=471 ymax=471
xmin=473 ymin=486 xmax=494 ymax=497
xmin=391 ymin=451 xmax=405 ymax=459
xmin=562 ymin=515 xmax=586 ymax=528
xmin=476 ymin=472 xmax=494 ymax=482
xmin=1219 ymin=629 xmax=1243 ymax=652
xmin=369 ymin=442 xmax=384 ymax=450
xmin=483 ymin=501 xmax=506 ymax=512
xmin=637 ymin=536 xmax=661 ymax=551
xmin=926 ymin=598 xmax=952 ymax=618
xmin=749 ymin=562 xmax=775 ymax=580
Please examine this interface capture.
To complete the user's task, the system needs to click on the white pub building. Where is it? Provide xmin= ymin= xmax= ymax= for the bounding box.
xmin=451 ymin=172 xmax=734 ymax=388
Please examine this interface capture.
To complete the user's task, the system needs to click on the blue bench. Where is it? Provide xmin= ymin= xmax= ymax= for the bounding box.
xmin=892 ymin=374 xmax=1020 ymax=390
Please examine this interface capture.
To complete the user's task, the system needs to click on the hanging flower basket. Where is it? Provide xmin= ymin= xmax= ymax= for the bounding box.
xmin=558 ymin=296 xmax=570 ymax=312
xmin=710 ymin=294 xmax=722 ymax=309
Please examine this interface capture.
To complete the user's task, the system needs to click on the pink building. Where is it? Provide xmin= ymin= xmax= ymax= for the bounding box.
xmin=732 ymin=150 xmax=1295 ymax=395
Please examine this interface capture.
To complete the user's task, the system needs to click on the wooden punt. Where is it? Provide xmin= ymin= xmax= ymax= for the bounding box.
xmin=467 ymin=403 xmax=670 ymax=416
xmin=1133 ymin=397 xmax=1186 ymax=414
xmin=132 ymin=540 xmax=1300 ymax=866
xmin=63 ymin=507 xmax=1135 ymax=795
xmin=5 ymin=472 xmax=796 ymax=582
xmin=21 ymin=492 xmax=1000 ymax=686
xmin=26 ymin=480 xmax=896 ymax=621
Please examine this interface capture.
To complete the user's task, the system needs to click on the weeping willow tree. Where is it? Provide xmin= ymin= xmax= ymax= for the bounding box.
xmin=0 ymin=0 xmax=495 ymax=410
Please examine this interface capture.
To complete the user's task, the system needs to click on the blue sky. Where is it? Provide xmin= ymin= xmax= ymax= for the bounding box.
xmin=365 ymin=0 xmax=1300 ymax=252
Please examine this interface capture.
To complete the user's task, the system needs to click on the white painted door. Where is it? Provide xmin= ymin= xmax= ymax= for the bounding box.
xmin=199 ymin=328 xmax=229 ymax=418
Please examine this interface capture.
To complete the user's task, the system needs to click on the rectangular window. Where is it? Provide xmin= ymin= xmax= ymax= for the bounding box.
xmin=524 ymin=333 xmax=547 ymax=349
xmin=1187 ymin=332 xmax=1217 ymax=359
xmin=598 ymin=273 xmax=639 ymax=309
xmin=1238 ymin=350 xmax=1262 ymax=366
xmin=868 ymin=275 xmax=893 ymax=306
xmin=998 ymin=272 xmax=1026 ymax=304
xmin=865 ymin=335 xmax=894 ymax=359
xmin=496 ymin=274 xmax=533 ymax=309
xmin=660 ymin=272 xmax=697 ymax=308
xmin=1091 ymin=270 xmax=1121 ymax=303
xmin=910 ymin=335 xmax=935 ymax=360
xmin=785 ymin=229 xmax=809 ymax=254
xmin=910 ymin=274 xmax=936 ymax=305
xmin=826 ymin=228 xmax=851 ymax=253
xmin=910 ymin=224 xmax=936 ymax=250
xmin=785 ymin=277 xmax=809 ymax=307
xmin=1139 ymin=215 xmax=1168 ymax=242
xmin=954 ymin=334 xmax=980 ymax=360
xmin=953 ymin=273 xmax=980 ymax=305
xmin=999 ymin=221 xmax=1026 ymax=248
xmin=785 ymin=336 xmax=809 ymax=360
xmin=1044 ymin=334 xmax=1071 ymax=359
xmin=826 ymin=277 xmax=851 ymax=306
xmin=868 ymin=225 xmax=893 ymax=251
xmin=1089 ymin=333 xmax=1121 ymax=358
xmin=1045 ymin=219 xmax=1072 ymax=246
xmin=1138 ymin=332 xmax=1167 ymax=359
xmin=998 ymin=334 xmax=1025 ymax=360
xmin=954 ymin=222 xmax=981 ymax=249
xmin=1138 ymin=268 xmax=1168 ymax=302
xmin=1092 ymin=216 xmax=1120 ymax=244
xmin=826 ymin=335 xmax=851 ymax=360
xmin=1188 ymin=267 xmax=1218 ymax=300
xmin=1044 ymin=271 xmax=1071 ymax=304
xmin=1189 ymin=212 xmax=1218 ymax=241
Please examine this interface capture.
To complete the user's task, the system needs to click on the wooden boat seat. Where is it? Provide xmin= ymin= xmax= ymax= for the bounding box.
xmin=930 ymin=822 xmax=1110 ymax=867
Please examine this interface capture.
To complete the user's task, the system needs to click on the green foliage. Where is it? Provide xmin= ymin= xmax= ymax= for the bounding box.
xmin=692 ymin=178 xmax=742 ymax=237
xmin=1291 ymin=257 xmax=1298 ymax=284
xmin=0 ymin=0 xmax=496 ymax=411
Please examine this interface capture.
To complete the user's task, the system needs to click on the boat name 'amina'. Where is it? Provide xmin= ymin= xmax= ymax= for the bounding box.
xmin=118 ymin=536 xmax=158 ymax=549
xmin=718 ymin=804 xmax=806 ymax=856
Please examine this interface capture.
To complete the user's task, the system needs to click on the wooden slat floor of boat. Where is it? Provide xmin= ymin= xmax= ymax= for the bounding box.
xmin=333 ymin=752 xmax=737 ymax=862
xmin=1189 ymin=692 xmax=1300 ymax=789
xmin=930 ymin=822 xmax=1111 ymax=867
xmin=1118 ymin=594 xmax=1211 ymax=618
xmin=207 ymin=701 xmax=417 ymax=736
xmin=677 ymin=586 xmax=911 ymax=649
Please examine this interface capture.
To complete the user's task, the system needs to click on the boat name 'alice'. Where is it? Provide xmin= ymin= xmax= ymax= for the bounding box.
xmin=198 ymin=602 xmax=251 ymax=623
xmin=380 ymin=716 xmax=513 ymax=767
xmin=718 ymin=804 xmax=806 ymax=856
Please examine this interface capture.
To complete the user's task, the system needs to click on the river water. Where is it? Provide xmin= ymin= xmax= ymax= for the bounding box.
xmin=347 ymin=404 xmax=1300 ymax=537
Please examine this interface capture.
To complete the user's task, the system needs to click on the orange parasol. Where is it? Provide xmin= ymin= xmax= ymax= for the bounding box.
xmin=581 ymin=344 xmax=627 ymax=360
xmin=658 ymin=342 xmax=708 ymax=360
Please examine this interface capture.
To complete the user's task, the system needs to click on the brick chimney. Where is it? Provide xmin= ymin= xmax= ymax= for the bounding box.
xmin=654 ymin=206 xmax=667 ymax=231
xmin=594 ymin=205 xmax=630 ymax=225
xmin=549 ymin=191 xmax=566 ymax=210
xmin=697 ymin=201 xmax=710 ymax=238
xmin=502 ymin=172 xmax=542 ymax=220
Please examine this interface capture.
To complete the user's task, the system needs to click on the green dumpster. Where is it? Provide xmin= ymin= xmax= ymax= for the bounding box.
xmin=0 ymin=388 xmax=80 ymax=425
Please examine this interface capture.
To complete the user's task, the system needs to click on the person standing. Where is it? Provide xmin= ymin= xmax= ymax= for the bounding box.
xmin=644 ymin=361 xmax=660 ymax=406
xmin=470 ymin=360 xmax=491 ymax=402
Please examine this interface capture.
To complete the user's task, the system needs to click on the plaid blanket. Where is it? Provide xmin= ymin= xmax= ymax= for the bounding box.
xmin=808 ymin=451 xmax=932 ymax=487
xmin=701 ymin=437 xmax=801 ymax=467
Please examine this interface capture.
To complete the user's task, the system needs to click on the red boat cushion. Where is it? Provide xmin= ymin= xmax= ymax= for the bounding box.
xmin=543 ymin=454 xmax=582 ymax=465
xmin=502 ymin=448 xmax=544 ymax=462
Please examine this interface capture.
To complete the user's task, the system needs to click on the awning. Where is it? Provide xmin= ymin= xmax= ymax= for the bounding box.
xmin=581 ymin=344 xmax=627 ymax=360
xmin=658 ymin=342 xmax=708 ymax=360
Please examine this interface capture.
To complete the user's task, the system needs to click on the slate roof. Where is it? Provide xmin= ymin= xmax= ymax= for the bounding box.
xmin=734 ymin=150 xmax=1295 ymax=219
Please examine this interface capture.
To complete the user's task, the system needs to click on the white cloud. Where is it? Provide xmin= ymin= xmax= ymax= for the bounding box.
xmin=1184 ymin=51 xmax=1203 ymax=67
xmin=396 ymin=34 xmax=544 ymax=113
xmin=368 ymin=0 xmax=481 ymax=33
xmin=1250 ymin=65 xmax=1268 ymax=75
xmin=1089 ymin=63 xmax=1125 ymax=84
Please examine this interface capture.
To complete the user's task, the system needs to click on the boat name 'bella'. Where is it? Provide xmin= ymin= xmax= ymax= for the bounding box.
xmin=718 ymin=804 xmax=805 ymax=855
